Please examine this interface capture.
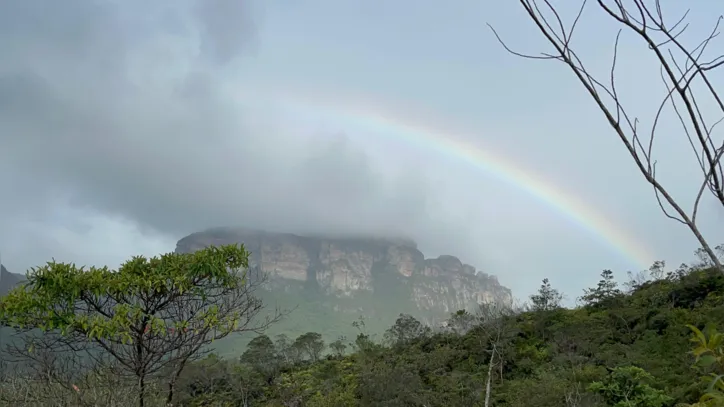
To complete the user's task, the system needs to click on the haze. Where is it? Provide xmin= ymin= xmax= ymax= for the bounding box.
xmin=1 ymin=0 xmax=722 ymax=301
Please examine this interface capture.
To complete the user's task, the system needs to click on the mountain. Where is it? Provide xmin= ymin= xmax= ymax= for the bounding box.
xmin=176 ymin=228 xmax=512 ymax=349
xmin=0 ymin=230 xmax=512 ymax=355
xmin=0 ymin=264 xmax=23 ymax=296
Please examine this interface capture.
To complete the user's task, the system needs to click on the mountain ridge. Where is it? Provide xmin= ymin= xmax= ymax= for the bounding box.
xmin=175 ymin=227 xmax=512 ymax=319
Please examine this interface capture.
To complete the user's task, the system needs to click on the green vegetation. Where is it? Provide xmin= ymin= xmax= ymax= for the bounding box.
xmin=213 ymin=279 xmax=422 ymax=358
xmin=2 ymin=246 xmax=724 ymax=406
xmin=0 ymin=244 xmax=280 ymax=407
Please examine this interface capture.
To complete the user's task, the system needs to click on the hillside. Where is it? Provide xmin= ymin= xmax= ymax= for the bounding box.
xmin=168 ymin=264 xmax=724 ymax=406
xmin=175 ymin=228 xmax=512 ymax=352
xmin=2 ymin=242 xmax=724 ymax=406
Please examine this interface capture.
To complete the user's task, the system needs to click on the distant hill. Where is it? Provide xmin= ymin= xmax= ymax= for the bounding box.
xmin=0 ymin=264 xmax=23 ymax=296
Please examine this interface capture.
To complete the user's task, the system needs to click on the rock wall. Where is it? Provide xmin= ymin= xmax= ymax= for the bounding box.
xmin=175 ymin=228 xmax=513 ymax=317
xmin=0 ymin=264 xmax=23 ymax=296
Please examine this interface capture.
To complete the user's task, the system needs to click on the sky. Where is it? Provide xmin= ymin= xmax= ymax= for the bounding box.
xmin=0 ymin=0 xmax=723 ymax=303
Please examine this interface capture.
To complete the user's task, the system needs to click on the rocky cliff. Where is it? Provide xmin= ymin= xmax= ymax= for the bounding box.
xmin=176 ymin=228 xmax=512 ymax=317
xmin=0 ymin=264 xmax=23 ymax=296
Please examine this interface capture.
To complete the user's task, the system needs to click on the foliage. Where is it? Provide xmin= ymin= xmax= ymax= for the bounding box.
xmin=0 ymin=244 xmax=279 ymax=407
xmin=529 ymin=278 xmax=563 ymax=311
xmin=383 ymin=313 xmax=431 ymax=346
xmin=581 ymin=270 xmax=624 ymax=308
xmin=588 ymin=366 xmax=673 ymax=407
xmin=149 ymin=264 xmax=724 ymax=406
xmin=293 ymin=332 xmax=326 ymax=362
xmin=685 ymin=324 xmax=724 ymax=406
xmin=5 ymin=252 xmax=724 ymax=406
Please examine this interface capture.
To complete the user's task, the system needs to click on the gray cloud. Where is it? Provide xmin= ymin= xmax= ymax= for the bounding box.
xmin=0 ymin=0 xmax=471 ymax=277
xmin=1 ymin=0 xmax=721 ymax=301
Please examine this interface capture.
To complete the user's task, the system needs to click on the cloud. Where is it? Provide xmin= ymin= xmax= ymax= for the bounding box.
xmin=0 ymin=0 xmax=473 ymax=277
xmin=1 ymin=0 xmax=721 ymax=301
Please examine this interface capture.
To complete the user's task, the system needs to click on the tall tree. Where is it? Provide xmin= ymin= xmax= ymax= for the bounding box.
xmin=329 ymin=335 xmax=348 ymax=357
xmin=447 ymin=309 xmax=477 ymax=335
xmin=581 ymin=269 xmax=623 ymax=307
xmin=530 ymin=278 xmax=564 ymax=311
xmin=292 ymin=332 xmax=325 ymax=362
xmin=490 ymin=0 xmax=724 ymax=269
xmin=474 ymin=302 xmax=516 ymax=407
xmin=240 ymin=334 xmax=279 ymax=381
xmin=384 ymin=313 xmax=430 ymax=346
xmin=0 ymin=244 xmax=281 ymax=407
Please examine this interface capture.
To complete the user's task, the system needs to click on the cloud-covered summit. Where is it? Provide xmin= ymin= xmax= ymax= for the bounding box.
xmin=1 ymin=0 xmax=721 ymax=299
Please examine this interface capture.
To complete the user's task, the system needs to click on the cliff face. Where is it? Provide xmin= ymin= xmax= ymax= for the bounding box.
xmin=0 ymin=264 xmax=23 ymax=296
xmin=175 ymin=228 xmax=512 ymax=317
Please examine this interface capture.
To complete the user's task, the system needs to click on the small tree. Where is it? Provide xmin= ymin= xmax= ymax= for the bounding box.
xmin=0 ymin=244 xmax=281 ymax=407
xmin=350 ymin=317 xmax=378 ymax=355
xmin=581 ymin=269 xmax=623 ymax=307
xmin=625 ymin=260 xmax=668 ymax=292
xmin=529 ymin=278 xmax=564 ymax=311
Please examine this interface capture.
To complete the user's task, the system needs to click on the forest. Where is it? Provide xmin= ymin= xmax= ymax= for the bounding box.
xmin=1 ymin=244 xmax=724 ymax=407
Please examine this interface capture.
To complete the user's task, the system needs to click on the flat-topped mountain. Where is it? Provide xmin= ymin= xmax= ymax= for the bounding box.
xmin=176 ymin=228 xmax=512 ymax=318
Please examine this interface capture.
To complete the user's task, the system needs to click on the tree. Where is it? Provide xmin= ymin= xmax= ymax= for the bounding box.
xmin=489 ymin=1 xmax=724 ymax=269
xmin=292 ymin=332 xmax=325 ymax=362
xmin=447 ymin=309 xmax=477 ymax=335
xmin=474 ymin=302 xmax=516 ymax=407
xmin=241 ymin=334 xmax=279 ymax=381
xmin=581 ymin=269 xmax=623 ymax=307
xmin=329 ymin=335 xmax=348 ymax=357
xmin=530 ymin=278 xmax=564 ymax=311
xmin=0 ymin=244 xmax=281 ymax=407
xmin=694 ymin=244 xmax=724 ymax=269
xmin=274 ymin=333 xmax=300 ymax=366
xmin=625 ymin=260 xmax=667 ymax=292
xmin=588 ymin=366 xmax=673 ymax=407
xmin=383 ymin=313 xmax=430 ymax=346
xmin=350 ymin=316 xmax=378 ymax=355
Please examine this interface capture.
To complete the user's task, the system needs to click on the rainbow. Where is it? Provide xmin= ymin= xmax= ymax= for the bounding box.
xmin=250 ymin=90 xmax=656 ymax=270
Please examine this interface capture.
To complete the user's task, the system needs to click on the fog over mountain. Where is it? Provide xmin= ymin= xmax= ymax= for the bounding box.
xmin=1 ymin=0 xmax=723 ymax=301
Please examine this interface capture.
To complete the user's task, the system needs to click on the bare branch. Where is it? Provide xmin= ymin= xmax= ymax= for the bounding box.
xmin=490 ymin=0 xmax=724 ymax=269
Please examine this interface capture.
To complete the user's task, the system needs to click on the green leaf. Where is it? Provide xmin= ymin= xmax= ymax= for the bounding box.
xmin=698 ymin=354 xmax=719 ymax=368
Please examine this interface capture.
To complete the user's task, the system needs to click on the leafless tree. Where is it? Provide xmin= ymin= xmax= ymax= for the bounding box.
xmin=1 ymin=332 xmax=152 ymax=406
xmin=489 ymin=0 xmax=724 ymax=269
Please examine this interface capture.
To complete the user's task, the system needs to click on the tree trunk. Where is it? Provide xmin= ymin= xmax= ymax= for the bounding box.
xmin=166 ymin=360 xmax=189 ymax=406
xmin=138 ymin=374 xmax=145 ymax=407
xmin=484 ymin=345 xmax=496 ymax=407
xmin=137 ymin=319 xmax=148 ymax=407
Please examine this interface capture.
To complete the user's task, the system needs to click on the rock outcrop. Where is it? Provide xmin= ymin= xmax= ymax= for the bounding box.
xmin=0 ymin=264 xmax=23 ymax=296
xmin=176 ymin=228 xmax=512 ymax=317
